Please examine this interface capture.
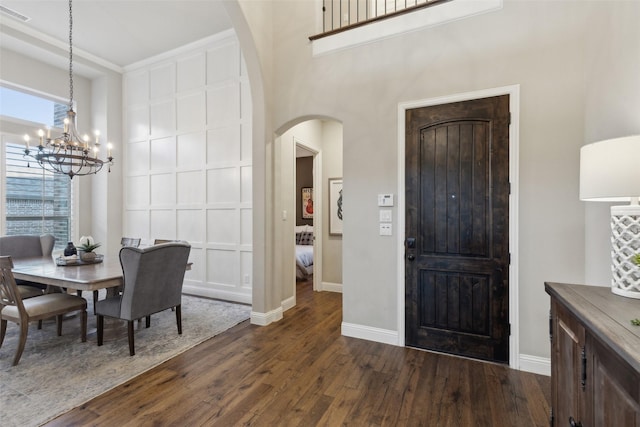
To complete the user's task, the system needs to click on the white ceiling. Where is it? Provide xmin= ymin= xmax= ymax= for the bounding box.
xmin=0 ymin=1 xmax=232 ymax=72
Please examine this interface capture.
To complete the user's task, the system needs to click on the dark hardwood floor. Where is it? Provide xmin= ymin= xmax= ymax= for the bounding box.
xmin=46 ymin=280 xmax=551 ymax=426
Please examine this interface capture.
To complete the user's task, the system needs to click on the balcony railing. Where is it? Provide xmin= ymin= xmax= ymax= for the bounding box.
xmin=310 ymin=0 xmax=450 ymax=40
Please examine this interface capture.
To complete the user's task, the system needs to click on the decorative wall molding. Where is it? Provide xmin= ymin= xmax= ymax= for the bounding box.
xmin=122 ymin=32 xmax=253 ymax=305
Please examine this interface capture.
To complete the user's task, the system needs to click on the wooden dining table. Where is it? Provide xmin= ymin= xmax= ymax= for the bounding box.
xmin=11 ymin=256 xmax=124 ymax=294
xmin=12 ymin=255 xmax=192 ymax=294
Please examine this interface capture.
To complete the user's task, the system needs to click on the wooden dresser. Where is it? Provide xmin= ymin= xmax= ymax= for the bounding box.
xmin=545 ymin=282 xmax=640 ymax=426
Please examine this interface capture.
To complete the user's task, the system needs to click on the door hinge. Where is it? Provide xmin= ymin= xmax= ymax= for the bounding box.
xmin=550 ymin=407 xmax=554 ymax=427
xmin=507 ymin=323 xmax=511 ymax=336
xmin=508 ymin=112 xmax=512 ymax=125
xmin=508 ymin=253 xmax=511 ymax=265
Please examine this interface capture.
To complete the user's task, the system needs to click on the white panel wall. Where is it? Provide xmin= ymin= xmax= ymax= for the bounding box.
xmin=123 ymin=32 xmax=252 ymax=303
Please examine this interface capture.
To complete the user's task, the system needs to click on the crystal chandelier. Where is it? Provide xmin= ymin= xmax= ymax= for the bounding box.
xmin=23 ymin=0 xmax=113 ymax=179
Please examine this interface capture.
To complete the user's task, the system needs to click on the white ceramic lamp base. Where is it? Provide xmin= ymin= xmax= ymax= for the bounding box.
xmin=610 ymin=205 xmax=640 ymax=298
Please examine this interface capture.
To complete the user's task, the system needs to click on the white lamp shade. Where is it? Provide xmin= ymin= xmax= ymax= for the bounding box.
xmin=580 ymin=135 xmax=640 ymax=202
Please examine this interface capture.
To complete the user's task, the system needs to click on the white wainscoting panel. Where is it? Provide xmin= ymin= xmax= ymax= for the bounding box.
xmin=177 ymin=132 xmax=206 ymax=169
xmin=123 ymin=31 xmax=252 ymax=303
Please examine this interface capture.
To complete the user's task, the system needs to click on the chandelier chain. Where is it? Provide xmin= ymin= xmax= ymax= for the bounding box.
xmin=22 ymin=0 xmax=113 ymax=179
xmin=68 ymin=0 xmax=74 ymax=110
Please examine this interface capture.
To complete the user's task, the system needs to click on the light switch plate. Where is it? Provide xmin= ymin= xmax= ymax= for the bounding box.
xmin=379 ymin=210 xmax=392 ymax=222
xmin=379 ymin=223 xmax=392 ymax=236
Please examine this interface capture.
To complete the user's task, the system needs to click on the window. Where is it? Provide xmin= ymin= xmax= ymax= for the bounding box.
xmin=1 ymin=85 xmax=73 ymax=250
xmin=0 ymin=86 xmax=67 ymax=128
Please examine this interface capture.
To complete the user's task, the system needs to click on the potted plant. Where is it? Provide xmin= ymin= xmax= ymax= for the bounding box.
xmin=77 ymin=235 xmax=101 ymax=261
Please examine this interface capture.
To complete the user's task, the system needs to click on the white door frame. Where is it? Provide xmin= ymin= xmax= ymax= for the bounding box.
xmin=396 ymin=85 xmax=521 ymax=369
xmin=294 ymin=140 xmax=323 ymax=292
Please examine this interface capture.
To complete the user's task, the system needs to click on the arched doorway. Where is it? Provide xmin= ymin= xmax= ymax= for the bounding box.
xmin=274 ymin=118 xmax=343 ymax=313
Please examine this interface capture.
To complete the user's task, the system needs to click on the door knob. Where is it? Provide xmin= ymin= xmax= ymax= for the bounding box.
xmin=407 ymin=254 xmax=415 ymax=261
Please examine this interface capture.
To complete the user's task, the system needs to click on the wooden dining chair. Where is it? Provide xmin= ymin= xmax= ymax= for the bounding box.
xmin=0 ymin=256 xmax=87 ymax=366
xmin=96 ymin=242 xmax=191 ymax=356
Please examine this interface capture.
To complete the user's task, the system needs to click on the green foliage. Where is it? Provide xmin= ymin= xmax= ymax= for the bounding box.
xmin=632 ymin=253 xmax=640 ymax=266
xmin=631 ymin=318 xmax=640 ymax=326
xmin=78 ymin=242 xmax=101 ymax=252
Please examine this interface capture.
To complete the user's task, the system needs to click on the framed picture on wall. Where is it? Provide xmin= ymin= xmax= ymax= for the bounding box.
xmin=302 ymin=187 xmax=313 ymax=219
xmin=329 ymin=178 xmax=343 ymax=236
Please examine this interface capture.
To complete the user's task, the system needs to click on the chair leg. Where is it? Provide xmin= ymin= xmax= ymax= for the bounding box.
xmin=56 ymin=314 xmax=63 ymax=336
xmin=97 ymin=315 xmax=104 ymax=346
xmin=0 ymin=319 xmax=6 ymax=347
xmin=93 ymin=290 xmax=99 ymax=315
xmin=145 ymin=316 xmax=150 ymax=328
xmin=13 ymin=321 xmax=29 ymax=366
xmin=128 ymin=320 xmax=135 ymax=356
xmin=176 ymin=304 xmax=182 ymax=335
xmin=80 ymin=310 xmax=87 ymax=342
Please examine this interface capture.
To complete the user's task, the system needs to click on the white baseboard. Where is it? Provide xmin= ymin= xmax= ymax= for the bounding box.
xmin=183 ymin=284 xmax=252 ymax=305
xmin=282 ymin=295 xmax=296 ymax=312
xmin=341 ymin=322 xmax=399 ymax=346
xmin=519 ymin=354 xmax=551 ymax=376
xmin=321 ymin=281 xmax=343 ymax=293
xmin=341 ymin=321 xmax=551 ymax=376
xmin=250 ymin=306 xmax=283 ymax=326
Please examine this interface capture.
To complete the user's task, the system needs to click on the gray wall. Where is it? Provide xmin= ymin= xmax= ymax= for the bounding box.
xmin=236 ymin=0 xmax=640 ymax=366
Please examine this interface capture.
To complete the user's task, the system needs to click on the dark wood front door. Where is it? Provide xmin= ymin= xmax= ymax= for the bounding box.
xmin=405 ymin=95 xmax=510 ymax=363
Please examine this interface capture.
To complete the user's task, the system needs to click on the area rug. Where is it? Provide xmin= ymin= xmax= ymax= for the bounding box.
xmin=0 ymin=295 xmax=251 ymax=427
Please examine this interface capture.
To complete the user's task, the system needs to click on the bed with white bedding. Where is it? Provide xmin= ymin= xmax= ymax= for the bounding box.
xmin=295 ymin=244 xmax=314 ymax=280
xmin=295 ymin=225 xmax=314 ymax=280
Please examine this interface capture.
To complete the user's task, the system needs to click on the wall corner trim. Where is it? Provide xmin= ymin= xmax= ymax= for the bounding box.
xmin=251 ymin=307 xmax=283 ymax=326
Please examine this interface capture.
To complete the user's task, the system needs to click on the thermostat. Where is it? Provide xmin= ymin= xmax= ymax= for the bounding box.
xmin=378 ymin=194 xmax=394 ymax=207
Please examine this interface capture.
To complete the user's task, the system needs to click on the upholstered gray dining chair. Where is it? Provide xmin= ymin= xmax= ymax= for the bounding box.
xmin=120 ymin=237 xmax=141 ymax=248
xmin=96 ymin=242 xmax=191 ymax=356
xmin=82 ymin=237 xmax=142 ymax=307
xmin=0 ymin=234 xmax=55 ymax=260
xmin=0 ymin=256 xmax=87 ymax=366
xmin=0 ymin=234 xmax=56 ymax=298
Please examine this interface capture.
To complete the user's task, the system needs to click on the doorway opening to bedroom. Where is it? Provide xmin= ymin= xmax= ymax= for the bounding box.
xmin=295 ymin=144 xmax=316 ymax=288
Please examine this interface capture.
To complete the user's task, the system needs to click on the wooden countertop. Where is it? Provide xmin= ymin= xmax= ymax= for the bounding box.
xmin=545 ymin=282 xmax=640 ymax=373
